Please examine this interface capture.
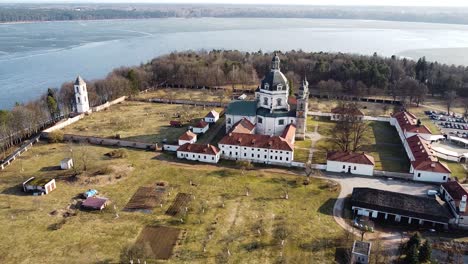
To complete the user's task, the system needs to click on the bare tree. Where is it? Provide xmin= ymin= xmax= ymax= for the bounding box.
xmin=445 ymin=90 xmax=457 ymax=114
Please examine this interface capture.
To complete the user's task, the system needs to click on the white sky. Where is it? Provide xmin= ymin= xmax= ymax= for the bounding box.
xmin=7 ymin=0 xmax=468 ymax=7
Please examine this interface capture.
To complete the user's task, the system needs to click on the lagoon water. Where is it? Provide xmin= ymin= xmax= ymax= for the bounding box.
xmin=2 ymin=18 xmax=468 ymax=109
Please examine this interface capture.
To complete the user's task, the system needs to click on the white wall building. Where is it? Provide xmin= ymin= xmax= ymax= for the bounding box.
xmin=204 ymin=110 xmax=220 ymax=123
xmin=60 ymin=158 xmax=73 ymax=170
xmin=326 ymin=152 xmax=375 ymax=176
xmin=22 ymin=177 xmax=56 ymax=195
xmin=74 ymin=76 xmax=90 ymax=113
xmin=218 ymin=124 xmax=295 ymax=165
xmin=178 ymin=130 xmax=197 ymax=146
xmin=192 ymin=120 xmax=209 ymax=134
xmin=440 ymin=181 xmax=468 ymax=228
xmin=390 ymin=111 xmax=451 ymax=182
xmin=177 ymin=143 xmax=221 ymax=164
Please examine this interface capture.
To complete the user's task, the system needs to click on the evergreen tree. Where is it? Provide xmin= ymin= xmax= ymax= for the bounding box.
xmin=46 ymin=88 xmax=59 ymax=119
xmin=418 ymin=240 xmax=432 ymax=263
xmin=405 ymin=244 xmax=420 ymax=264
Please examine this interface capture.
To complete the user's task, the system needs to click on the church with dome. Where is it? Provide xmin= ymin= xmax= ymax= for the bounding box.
xmin=225 ymin=53 xmax=309 ymax=140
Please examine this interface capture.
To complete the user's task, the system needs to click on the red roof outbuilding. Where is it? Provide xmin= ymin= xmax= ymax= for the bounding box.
xmin=327 ymin=151 xmax=375 ymax=165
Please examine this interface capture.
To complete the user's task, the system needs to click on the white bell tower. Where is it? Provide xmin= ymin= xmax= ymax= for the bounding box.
xmin=74 ymin=76 xmax=90 ymax=113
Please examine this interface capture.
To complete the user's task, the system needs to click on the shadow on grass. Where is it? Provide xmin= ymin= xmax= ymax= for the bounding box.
xmin=317 ymin=198 xmax=336 ymax=216
xmin=40 ymin=165 xmax=61 ymax=172
xmin=264 ymin=178 xmax=299 ymax=188
xmin=1 ymin=183 xmax=29 ymax=196
xmin=208 ymin=169 xmax=238 ymax=178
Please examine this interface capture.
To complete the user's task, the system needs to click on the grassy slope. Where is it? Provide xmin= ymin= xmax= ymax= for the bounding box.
xmin=61 ymin=101 xmax=223 ymax=145
xmin=0 ymin=142 xmax=342 ymax=263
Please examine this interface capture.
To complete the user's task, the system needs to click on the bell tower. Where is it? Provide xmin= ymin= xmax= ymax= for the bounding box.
xmin=295 ymin=77 xmax=309 ymax=140
xmin=74 ymin=76 xmax=90 ymax=113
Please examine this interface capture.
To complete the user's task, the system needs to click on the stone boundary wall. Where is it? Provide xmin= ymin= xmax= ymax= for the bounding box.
xmin=92 ymin=96 xmax=127 ymax=112
xmin=308 ymin=111 xmax=390 ymax=122
xmin=132 ymin=98 xmax=229 ymax=108
xmin=0 ymin=136 xmax=40 ymax=170
xmin=43 ymin=114 xmax=85 ymax=133
xmin=40 ymin=133 xmax=157 ymax=151
xmin=373 ymin=170 xmax=413 ymax=180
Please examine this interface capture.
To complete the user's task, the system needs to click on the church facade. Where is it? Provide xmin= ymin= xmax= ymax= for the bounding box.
xmin=225 ymin=54 xmax=309 ymax=139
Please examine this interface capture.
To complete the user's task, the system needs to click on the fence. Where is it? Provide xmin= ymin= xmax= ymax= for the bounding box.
xmin=42 ymin=114 xmax=85 ymax=133
xmin=0 ymin=136 xmax=40 ymax=170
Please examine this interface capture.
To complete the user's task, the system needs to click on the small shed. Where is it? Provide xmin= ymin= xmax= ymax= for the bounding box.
xmin=22 ymin=177 xmax=56 ymax=195
xmin=81 ymin=197 xmax=109 ymax=211
xmin=60 ymin=158 xmax=74 ymax=170
xmin=178 ymin=130 xmax=197 ymax=146
xmin=351 ymin=240 xmax=371 ymax=264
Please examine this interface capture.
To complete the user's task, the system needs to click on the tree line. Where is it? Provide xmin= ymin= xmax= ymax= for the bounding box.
xmin=1 ymin=49 xmax=468 ymax=159
xmin=3 ymin=5 xmax=468 ymax=25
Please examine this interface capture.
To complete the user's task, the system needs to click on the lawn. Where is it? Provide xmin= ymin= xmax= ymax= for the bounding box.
xmin=444 ymin=161 xmax=468 ymax=180
xmin=308 ymin=117 xmax=410 ymax=172
xmin=308 ymin=98 xmax=396 ymax=117
xmin=61 ymin=101 xmax=224 ymax=144
xmin=0 ymin=142 xmax=344 ymax=263
xmin=136 ymin=88 xmax=226 ymax=102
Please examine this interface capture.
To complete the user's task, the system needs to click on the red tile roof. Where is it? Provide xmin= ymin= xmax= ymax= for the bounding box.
xmin=331 ymin=106 xmax=364 ymax=116
xmin=205 ymin=110 xmax=219 ymax=118
xmin=327 ymin=151 xmax=375 ymax=165
xmin=392 ymin=111 xmax=432 ymax=134
xmin=179 ymin=130 xmax=196 ymax=141
xmin=281 ymin=124 xmax=296 ymax=143
xmin=194 ymin=120 xmax=209 ymax=128
xmin=288 ymin=96 xmax=297 ymax=106
xmin=442 ymin=181 xmax=468 ymax=201
xmin=407 ymin=135 xmax=451 ymax=173
xmin=82 ymin=197 xmax=108 ymax=210
xmin=219 ymin=132 xmax=293 ymax=151
xmin=230 ymin=118 xmax=256 ymax=134
xmin=177 ymin=143 xmax=220 ymax=155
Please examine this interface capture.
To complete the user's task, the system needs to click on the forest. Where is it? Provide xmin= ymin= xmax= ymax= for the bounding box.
xmin=3 ymin=4 xmax=468 ymax=25
xmin=1 ymin=50 xmax=468 ymax=158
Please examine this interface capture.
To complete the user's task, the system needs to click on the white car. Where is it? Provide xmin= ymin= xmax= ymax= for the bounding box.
xmin=427 ymin=190 xmax=438 ymax=196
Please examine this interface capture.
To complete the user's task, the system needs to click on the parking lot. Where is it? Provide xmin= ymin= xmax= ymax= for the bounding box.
xmin=426 ymin=111 xmax=468 ymax=138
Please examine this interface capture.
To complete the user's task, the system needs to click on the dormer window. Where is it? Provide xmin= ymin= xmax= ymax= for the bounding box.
xmin=264 ymin=83 xmax=269 ymax=90
xmin=277 ymin=84 xmax=283 ymax=90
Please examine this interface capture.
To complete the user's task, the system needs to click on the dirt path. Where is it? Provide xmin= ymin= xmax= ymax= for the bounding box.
xmin=306 ymin=122 xmax=321 ymax=163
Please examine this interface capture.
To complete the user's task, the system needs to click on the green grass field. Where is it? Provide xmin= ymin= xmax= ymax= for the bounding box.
xmin=0 ymin=142 xmax=343 ymax=263
xmin=61 ymin=101 xmax=223 ymax=144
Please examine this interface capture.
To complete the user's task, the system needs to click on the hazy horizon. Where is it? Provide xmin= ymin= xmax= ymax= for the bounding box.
xmin=4 ymin=0 xmax=468 ymax=8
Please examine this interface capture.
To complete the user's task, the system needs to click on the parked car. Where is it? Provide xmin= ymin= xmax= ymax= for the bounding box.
xmin=427 ymin=190 xmax=438 ymax=196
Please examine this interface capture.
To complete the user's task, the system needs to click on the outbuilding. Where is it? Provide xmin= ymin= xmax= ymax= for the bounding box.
xmin=178 ymin=130 xmax=197 ymax=146
xmin=60 ymin=158 xmax=73 ymax=170
xmin=326 ymin=152 xmax=375 ymax=176
xmin=177 ymin=143 xmax=221 ymax=164
xmin=440 ymin=181 xmax=468 ymax=228
xmin=351 ymin=187 xmax=451 ymax=229
xmin=22 ymin=177 xmax=56 ymax=195
xmin=351 ymin=240 xmax=371 ymax=264
xmin=192 ymin=120 xmax=209 ymax=134
xmin=204 ymin=110 xmax=220 ymax=123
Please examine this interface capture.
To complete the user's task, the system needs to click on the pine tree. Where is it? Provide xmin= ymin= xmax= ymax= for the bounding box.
xmin=419 ymin=240 xmax=432 ymax=263
xmin=405 ymin=244 xmax=420 ymax=264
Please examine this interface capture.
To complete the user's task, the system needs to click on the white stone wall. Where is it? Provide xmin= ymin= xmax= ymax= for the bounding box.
xmin=177 ymin=151 xmax=220 ymax=164
xmin=178 ymin=138 xmax=196 ymax=146
xmin=204 ymin=116 xmax=219 ymax=123
xmin=74 ymin=83 xmax=90 ymax=113
xmin=257 ymin=89 xmax=289 ymax=111
xmin=326 ymin=160 xmax=374 ymax=176
xmin=219 ymin=144 xmax=293 ymax=164
xmin=256 ymin=116 xmax=296 ymax=136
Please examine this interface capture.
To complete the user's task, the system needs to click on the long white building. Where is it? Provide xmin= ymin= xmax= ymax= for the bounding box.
xmin=391 ymin=110 xmax=451 ymax=182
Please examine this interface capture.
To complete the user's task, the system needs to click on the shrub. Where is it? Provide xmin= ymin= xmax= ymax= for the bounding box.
xmin=95 ymin=166 xmax=114 ymax=175
xmin=105 ymin=149 xmax=128 ymax=159
xmin=48 ymin=131 xmax=64 ymax=143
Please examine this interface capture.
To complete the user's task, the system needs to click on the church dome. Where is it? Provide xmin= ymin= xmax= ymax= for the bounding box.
xmin=261 ymin=54 xmax=289 ymax=92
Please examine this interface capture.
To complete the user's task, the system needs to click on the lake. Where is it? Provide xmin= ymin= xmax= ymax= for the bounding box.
xmin=2 ymin=17 xmax=468 ymax=109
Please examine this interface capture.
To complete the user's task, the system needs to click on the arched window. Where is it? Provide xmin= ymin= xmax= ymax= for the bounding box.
xmin=227 ymin=118 xmax=232 ymax=124
xmin=264 ymin=83 xmax=269 ymax=90
xmin=77 ymin=97 xmax=80 ymax=103
xmin=263 ymin=97 xmax=268 ymax=106
xmin=258 ymin=117 xmax=263 ymax=124
xmin=277 ymin=84 xmax=283 ymax=90
xmin=277 ymin=98 xmax=282 ymax=106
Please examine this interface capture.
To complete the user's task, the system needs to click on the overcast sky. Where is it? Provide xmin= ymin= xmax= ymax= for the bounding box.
xmin=6 ymin=0 xmax=468 ymax=7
